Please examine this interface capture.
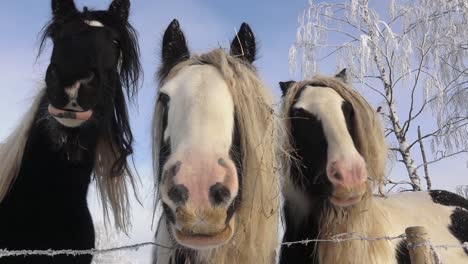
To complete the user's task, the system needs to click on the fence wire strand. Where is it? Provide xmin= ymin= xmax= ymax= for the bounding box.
xmin=1 ymin=234 xmax=467 ymax=259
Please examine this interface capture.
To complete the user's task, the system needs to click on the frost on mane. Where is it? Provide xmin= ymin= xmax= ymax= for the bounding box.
xmin=290 ymin=0 xmax=468 ymax=191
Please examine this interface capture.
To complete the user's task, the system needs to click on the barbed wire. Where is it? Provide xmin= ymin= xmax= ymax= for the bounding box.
xmin=1 ymin=233 xmax=466 ymax=259
xmin=0 ymin=242 xmax=171 ymax=258
xmin=280 ymin=232 xmax=406 ymax=247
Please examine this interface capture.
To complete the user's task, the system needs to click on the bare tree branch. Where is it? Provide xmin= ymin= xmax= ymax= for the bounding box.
xmin=416 ymin=150 xmax=468 ymax=170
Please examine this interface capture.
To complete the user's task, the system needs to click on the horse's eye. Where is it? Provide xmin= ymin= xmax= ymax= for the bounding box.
xmin=291 ymin=107 xmax=305 ymax=116
xmin=159 ymin=93 xmax=170 ymax=105
xmin=113 ymin=40 xmax=120 ymax=47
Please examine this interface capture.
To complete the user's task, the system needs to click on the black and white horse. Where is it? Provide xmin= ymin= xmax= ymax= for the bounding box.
xmin=151 ymin=20 xmax=281 ymax=264
xmin=279 ymin=70 xmax=468 ymax=264
xmin=0 ymin=1 xmax=141 ymax=263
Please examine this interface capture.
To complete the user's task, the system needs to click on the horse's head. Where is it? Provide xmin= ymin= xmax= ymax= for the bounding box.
xmin=41 ymin=0 xmax=140 ymax=128
xmin=153 ymin=20 xmax=257 ymax=250
xmin=281 ymin=69 xmax=379 ymax=207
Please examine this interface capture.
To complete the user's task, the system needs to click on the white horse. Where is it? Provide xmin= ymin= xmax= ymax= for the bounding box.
xmin=151 ymin=20 xmax=282 ymax=264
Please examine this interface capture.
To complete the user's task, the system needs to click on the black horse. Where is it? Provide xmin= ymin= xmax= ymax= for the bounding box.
xmin=0 ymin=0 xmax=141 ymax=263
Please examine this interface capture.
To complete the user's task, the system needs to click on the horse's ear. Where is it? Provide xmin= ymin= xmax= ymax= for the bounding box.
xmin=230 ymin=23 xmax=256 ymax=64
xmin=335 ymin=68 xmax=349 ymax=83
xmin=279 ymin=81 xmax=296 ymax=96
xmin=52 ymin=0 xmax=78 ymax=20
xmin=109 ymin=0 xmax=130 ymax=22
xmin=159 ymin=19 xmax=190 ymax=79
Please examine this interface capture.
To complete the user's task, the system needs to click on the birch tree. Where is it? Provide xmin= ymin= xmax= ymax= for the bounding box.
xmin=290 ymin=0 xmax=468 ymax=190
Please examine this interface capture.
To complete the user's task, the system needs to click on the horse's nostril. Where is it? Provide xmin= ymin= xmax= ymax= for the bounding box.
xmin=333 ymin=172 xmax=343 ymax=181
xmin=168 ymin=184 xmax=189 ymax=206
xmin=209 ymin=183 xmax=231 ymax=206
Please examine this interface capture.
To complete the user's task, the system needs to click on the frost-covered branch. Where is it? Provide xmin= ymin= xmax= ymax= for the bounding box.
xmin=290 ymin=0 xmax=468 ymax=190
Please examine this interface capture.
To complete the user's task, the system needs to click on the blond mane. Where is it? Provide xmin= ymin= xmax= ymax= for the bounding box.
xmin=0 ymin=89 xmax=135 ymax=232
xmin=281 ymin=75 xmax=393 ymax=264
xmin=153 ymin=49 xmax=283 ymax=264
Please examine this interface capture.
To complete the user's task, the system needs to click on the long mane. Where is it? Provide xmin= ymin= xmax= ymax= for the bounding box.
xmin=1 ymin=12 xmax=141 ymax=231
xmin=153 ymin=49 xmax=283 ymax=263
xmin=281 ymin=75 xmax=392 ymax=263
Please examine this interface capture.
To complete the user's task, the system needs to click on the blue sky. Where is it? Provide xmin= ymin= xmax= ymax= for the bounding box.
xmin=0 ymin=1 xmax=466 ymax=263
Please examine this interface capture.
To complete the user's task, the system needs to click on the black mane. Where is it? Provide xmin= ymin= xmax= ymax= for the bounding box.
xmin=37 ymin=6 xmax=142 ymax=178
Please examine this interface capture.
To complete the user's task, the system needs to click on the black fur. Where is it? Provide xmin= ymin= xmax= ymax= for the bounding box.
xmin=52 ymin=0 xmax=79 ymax=21
xmin=396 ymin=240 xmax=411 ymax=264
xmin=0 ymin=97 xmax=96 ymax=264
xmin=450 ymin=208 xmax=468 ymax=255
xmin=40 ymin=0 xmax=141 ymax=98
xmin=335 ymin=68 xmax=348 ymax=83
xmin=280 ymin=199 xmax=322 ymax=264
xmin=0 ymin=1 xmax=141 ymax=263
xmin=279 ymin=81 xmax=296 ymax=96
xmin=279 ymin=82 xmax=355 ymax=263
xmin=158 ymin=19 xmax=190 ymax=81
xmin=429 ymin=190 xmax=468 ymax=209
xmin=430 ymin=190 xmax=468 ymax=255
xmin=108 ymin=0 xmax=130 ymax=21
xmin=230 ymin=23 xmax=256 ymax=63
xmin=157 ymin=93 xmax=171 ymax=183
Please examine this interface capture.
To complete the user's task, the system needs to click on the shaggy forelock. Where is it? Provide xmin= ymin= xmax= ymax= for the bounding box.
xmin=281 ymin=75 xmax=387 ymax=190
xmin=153 ymin=49 xmax=283 ymax=263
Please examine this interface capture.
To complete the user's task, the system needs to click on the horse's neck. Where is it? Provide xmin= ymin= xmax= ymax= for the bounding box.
xmin=5 ymin=112 xmax=97 ymax=204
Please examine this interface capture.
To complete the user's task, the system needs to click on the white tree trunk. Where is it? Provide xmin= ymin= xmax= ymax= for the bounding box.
xmin=361 ymin=0 xmax=422 ymax=190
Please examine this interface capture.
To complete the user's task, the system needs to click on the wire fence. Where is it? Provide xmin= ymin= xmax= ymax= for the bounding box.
xmin=1 ymin=231 xmax=467 ymax=263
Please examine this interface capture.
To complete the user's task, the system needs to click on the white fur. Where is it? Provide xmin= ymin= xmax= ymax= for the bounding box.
xmin=65 ymin=81 xmax=80 ymax=101
xmin=376 ymin=192 xmax=467 ymax=263
xmin=160 ymin=65 xmax=235 ymax=157
xmin=84 ymin=20 xmax=104 ymax=28
xmin=294 ymin=86 xmax=357 ymax=162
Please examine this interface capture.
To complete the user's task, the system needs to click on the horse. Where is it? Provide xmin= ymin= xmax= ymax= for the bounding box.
xmin=0 ymin=0 xmax=141 ymax=263
xmin=151 ymin=19 xmax=282 ymax=264
xmin=279 ymin=69 xmax=468 ymax=264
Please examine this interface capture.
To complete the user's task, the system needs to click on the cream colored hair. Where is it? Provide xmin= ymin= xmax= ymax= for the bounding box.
xmin=153 ymin=49 xmax=284 ymax=264
xmin=281 ymin=75 xmax=393 ymax=263
xmin=0 ymin=89 xmax=135 ymax=232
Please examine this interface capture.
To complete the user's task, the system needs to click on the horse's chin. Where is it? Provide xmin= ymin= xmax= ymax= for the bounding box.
xmin=48 ymin=104 xmax=93 ymax=128
xmin=172 ymin=216 xmax=235 ymax=250
xmin=329 ymin=195 xmax=363 ymax=207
